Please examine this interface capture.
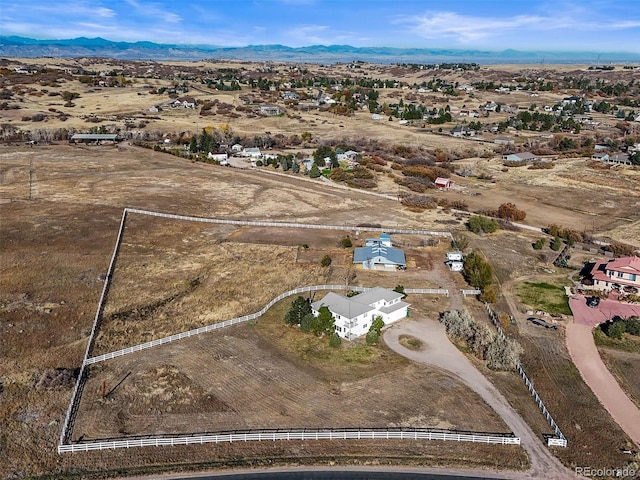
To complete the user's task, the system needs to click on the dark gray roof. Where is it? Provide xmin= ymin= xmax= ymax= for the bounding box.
xmin=71 ymin=133 xmax=118 ymax=140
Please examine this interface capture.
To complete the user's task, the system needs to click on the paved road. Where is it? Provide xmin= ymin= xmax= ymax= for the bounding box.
xmin=136 ymin=465 xmax=519 ymax=480
xmin=565 ymin=321 xmax=640 ymax=447
xmin=383 ymin=316 xmax=578 ymax=480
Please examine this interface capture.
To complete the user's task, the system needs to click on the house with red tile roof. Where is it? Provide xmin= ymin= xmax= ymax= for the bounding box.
xmin=590 ymin=256 xmax=640 ymax=292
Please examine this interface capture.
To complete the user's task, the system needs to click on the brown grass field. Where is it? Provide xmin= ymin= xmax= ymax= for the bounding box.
xmin=1 ymin=56 xmax=640 ymax=477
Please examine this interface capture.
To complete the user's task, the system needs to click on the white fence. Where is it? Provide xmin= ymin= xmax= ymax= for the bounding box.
xmin=86 ymin=285 xmax=450 ymax=365
xmin=59 ymin=209 xmax=128 ymax=446
xmin=58 ymin=428 xmax=520 ymax=453
xmin=59 ymin=206 xmax=456 ymax=452
xmin=461 ymin=289 xmax=481 ymax=296
xmin=483 ymin=303 xmax=567 ymax=448
xmin=125 ymin=207 xmax=454 ymax=238
xmin=404 ymin=288 xmax=449 ymax=296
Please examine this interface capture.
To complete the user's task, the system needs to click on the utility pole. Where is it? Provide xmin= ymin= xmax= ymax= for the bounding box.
xmin=28 ymin=157 xmax=33 ymax=200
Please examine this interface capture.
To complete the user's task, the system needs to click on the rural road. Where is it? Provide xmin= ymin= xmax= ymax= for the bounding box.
xmin=383 ymin=316 xmax=579 ymax=480
xmin=565 ymin=321 xmax=640 ymax=447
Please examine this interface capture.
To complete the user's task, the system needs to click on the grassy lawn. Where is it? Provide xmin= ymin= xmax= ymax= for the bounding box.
xmin=515 ymin=281 xmax=571 ymax=315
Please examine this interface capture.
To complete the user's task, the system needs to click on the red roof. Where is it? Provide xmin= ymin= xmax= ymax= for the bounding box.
xmin=591 ymin=256 xmax=640 ymax=287
xmin=605 ymin=256 xmax=640 ymax=273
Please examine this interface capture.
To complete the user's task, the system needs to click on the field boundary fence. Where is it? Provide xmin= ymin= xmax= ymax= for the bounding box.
xmin=58 ymin=427 xmax=520 ymax=453
xmin=59 ymin=206 xmax=456 ymax=452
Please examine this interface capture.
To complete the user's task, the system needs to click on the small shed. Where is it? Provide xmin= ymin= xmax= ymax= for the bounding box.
xmin=70 ymin=133 xmax=119 ymax=144
xmin=446 ymin=251 xmax=463 ymax=261
xmin=435 ymin=177 xmax=453 ymax=190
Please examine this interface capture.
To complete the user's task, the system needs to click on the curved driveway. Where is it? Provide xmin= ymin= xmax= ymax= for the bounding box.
xmin=384 ymin=316 xmax=578 ymax=480
xmin=566 ymin=322 xmax=640 ymax=447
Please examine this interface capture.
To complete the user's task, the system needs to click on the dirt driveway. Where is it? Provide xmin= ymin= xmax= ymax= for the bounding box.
xmin=384 ymin=316 xmax=579 ymax=480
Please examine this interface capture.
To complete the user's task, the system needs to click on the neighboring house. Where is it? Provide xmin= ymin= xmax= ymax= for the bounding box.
xmin=604 ymin=153 xmax=632 ymax=165
xmin=371 ymin=113 xmax=383 ymax=120
xmin=70 ymin=133 xmax=119 ymax=144
xmin=353 ymin=239 xmax=406 ymax=270
xmin=337 ymin=150 xmax=359 ymax=162
xmin=208 ymin=152 xmax=228 ymax=164
xmin=590 ymin=256 xmax=640 ymax=292
xmin=242 ymin=147 xmax=262 ymax=158
xmin=562 ymin=95 xmax=582 ymax=104
xmin=502 ymin=152 xmax=537 ymax=163
xmin=231 ymin=144 xmax=244 ymax=153
xmin=435 ymin=177 xmax=453 ymax=190
xmin=450 ymin=126 xmax=475 ymax=137
xmin=591 ymin=153 xmax=609 ymax=162
xmin=259 ymin=104 xmax=282 ymax=116
xmin=282 ymin=91 xmax=300 ymax=100
xmin=311 ymin=287 xmax=410 ymax=340
xmin=174 ymin=96 xmax=196 ymax=109
xmin=494 ymin=137 xmax=515 ymax=145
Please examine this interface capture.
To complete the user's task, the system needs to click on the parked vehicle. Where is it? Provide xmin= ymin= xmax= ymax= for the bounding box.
xmin=586 ymin=296 xmax=600 ymax=308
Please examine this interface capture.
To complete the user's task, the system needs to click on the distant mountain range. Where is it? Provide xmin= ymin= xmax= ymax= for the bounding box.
xmin=1 ymin=36 xmax=638 ymax=64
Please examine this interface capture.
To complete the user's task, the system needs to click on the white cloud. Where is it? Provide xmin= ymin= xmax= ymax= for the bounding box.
xmin=286 ymin=24 xmax=330 ymax=45
xmin=397 ymin=8 xmax=640 ymax=45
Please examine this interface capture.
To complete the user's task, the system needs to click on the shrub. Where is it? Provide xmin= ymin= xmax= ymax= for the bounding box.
xmin=550 ymin=236 xmax=563 ymax=251
xmin=533 ymin=238 xmax=546 ymax=250
xmin=468 ymin=215 xmax=499 ymax=234
xmin=329 ymin=332 xmax=342 ymax=348
xmin=604 ymin=320 xmax=626 ymax=339
xmin=479 ymin=285 xmax=497 ymax=304
xmin=393 ymin=285 xmax=407 ymax=298
xmin=365 ymin=330 xmax=380 ymax=345
xmin=320 ymin=255 xmax=332 ymax=267
xmin=370 ymin=316 xmax=385 ymax=335
xmin=341 ymin=236 xmax=352 ymax=248
xmin=497 ymin=203 xmax=526 ymax=221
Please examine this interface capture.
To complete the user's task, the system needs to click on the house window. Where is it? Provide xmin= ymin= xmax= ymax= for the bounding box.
xmin=617 ymin=272 xmax=624 ymax=278
xmin=631 ymin=274 xmax=637 ymax=281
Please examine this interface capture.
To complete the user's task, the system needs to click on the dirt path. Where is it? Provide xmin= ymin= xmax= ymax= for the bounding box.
xmin=383 ymin=315 xmax=578 ymax=479
xmin=565 ymin=322 xmax=640 ymax=447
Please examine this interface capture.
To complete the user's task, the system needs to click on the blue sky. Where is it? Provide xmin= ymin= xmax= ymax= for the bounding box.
xmin=1 ymin=0 xmax=639 ymax=52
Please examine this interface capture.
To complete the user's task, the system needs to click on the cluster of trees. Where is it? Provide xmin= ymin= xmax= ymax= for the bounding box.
xmin=467 ymin=215 xmax=499 ymax=234
xmin=440 ymin=310 xmax=522 ymax=370
xmin=329 ymin=166 xmax=377 ymax=189
xmin=285 ymin=296 xmax=341 ymax=347
xmin=601 ymin=316 xmax=640 ymax=340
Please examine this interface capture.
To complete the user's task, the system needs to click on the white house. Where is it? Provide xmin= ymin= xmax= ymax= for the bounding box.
xmin=242 ymin=147 xmax=262 ymax=158
xmin=208 ymin=152 xmax=229 ymax=165
xmin=311 ymin=287 xmax=410 ymax=340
